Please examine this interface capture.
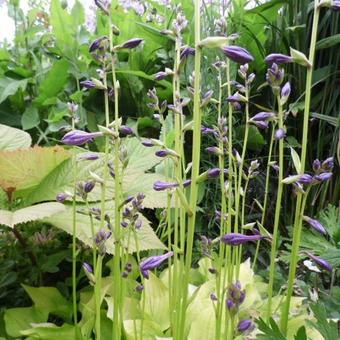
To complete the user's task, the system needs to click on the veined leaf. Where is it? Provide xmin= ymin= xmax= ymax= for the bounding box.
xmin=0 ymin=202 xmax=65 ymax=228
xmin=0 ymin=77 xmax=27 ymax=104
xmin=0 ymin=124 xmax=31 ymax=151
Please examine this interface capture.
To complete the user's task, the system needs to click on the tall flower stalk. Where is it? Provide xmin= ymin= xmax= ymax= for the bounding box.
xmin=280 ymin=0 xmax=321 ymax=333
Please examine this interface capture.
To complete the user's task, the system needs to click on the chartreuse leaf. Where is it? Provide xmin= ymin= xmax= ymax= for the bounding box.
xmin=4 ymin=307 xmax=48 ymax=338
xmin=0 ymin=124 xmax=31 ymax=151
xmin=22 ymin=284 xmax=73 ymax=321
xmin=290 ymin=147 xmax=302 ymax=174
xmin=256 ymin=317 xmax=286 ymax=340
xmin=0 ymin=202 xmax=65 ymax=228
xmin=0 ymin=146 xmax=70 ymax=199
xmin=143 ymin=273 xmax=170 ymax=331
xmin=20 ymin=323 xmax=79 ymax=339
xmin=123 ymin=320 xmax=163 ymax=340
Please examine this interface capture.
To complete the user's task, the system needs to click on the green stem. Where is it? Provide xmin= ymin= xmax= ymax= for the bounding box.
xmin=280 ymin=1 xmax=320 ymax=333
xmin=94 ymin=255 xmax=103 ymax=338
xmin=266 ymin=96 xmax=284 ymax=322
xmin=178 ymin=1 xmax=201 ymax=337
xmin=72 ymin=155 xmax=78 ymax=325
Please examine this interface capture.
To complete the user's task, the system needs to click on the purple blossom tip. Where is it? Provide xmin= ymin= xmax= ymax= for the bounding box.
xmin=56 ymin=192 xmax=67 ymax=203
xmin=153 ymin=181 xmax=179 ymax=191
xmin=237 ymin=319 xmax=253 ymax=333
xmin=207 ymin=168 xmax=221 ymax=178
xmin=80 ymin=80 xmax=96 ymax=89
xmin=180 ymin=46 xmax=195 ymax=59
xmin=221 ymin=233 xmax=262 ymax=246
xmin=314 ymin=172 xmax=333 ymax=182
xmin=303 ymin=216 xmax=327 ymax=235
xmin=265 ymin=53 xmax=293 ymax=65
xmin=83 ymin=262 xmax=93 ymax=274
xmin=84 ymin=181 xmax=95 ymax=193
xmin=155 ymin=71 xmax=168 ymax=81
xmin=120 ymin=125 xmax=134 ymax=135
xmin=322 ymin=157 xmax=334 ymax=171
xmin=221 ymin=45 xmax=254 ymax=64
xmin=140 ymin=251 xmax=173 ymax=279
xmin=274 ymin=128 xmax=286 ymax=140
xmin=77 ymin=153 xmax=100 ymax=161
xmin=120 ymin=38 xmax=143 ymax=49
xmin=61 ymin=130 xmax=103 ymax=146
xmin=89 ymin=36 xmax=108 ymax=52
xmin=206 ymin=146 xmax=223 ymax=156
xmin=298 ymin=174 xmax=314 ymax=185
xmin=306 ymin=252 xmax=332 ymax=272
xmin=141 ymin=139 xmax=154 ymax=147
xmin=251 ymin=112 xmax=274 ymax=121
xmin=183 ymin=179 xmax=192 ymax=188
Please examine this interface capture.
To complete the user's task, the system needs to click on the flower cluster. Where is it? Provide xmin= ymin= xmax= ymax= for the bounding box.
xmin=121 ymin=193 xmax=145 ymax=229
xmin=226 ymin=281 xmax=246 ymax=314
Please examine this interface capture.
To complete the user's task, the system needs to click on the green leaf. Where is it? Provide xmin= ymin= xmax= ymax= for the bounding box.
xmin=236 ymin=125 xmax=266 ymax=151
xmin=123 ymin=319 xmax=163 ymax=340
xmin=256 ymin=317 xmax=286 ymax=340
xmin=4 ymin=307 xmax=47 ymax=337
xmin=20 ymin=323 xmax=79 ymax=339
xmin=0 ymin=78 xmax=27 ymax=104
xmin=290 ymin=147 xmax=301 ymax=174
xmin=144 ymin=273 xmax=170 ymax=331
xmin=0 ymin=124 xmax=31 ymax=151
xmin=0 ymin=202 xmax=65 ymax=228
xmin=294 ymin=326 xmax=307 ymax=340
xmin=316 ymin=34 xmax=340 ymax=50
xmin=35 ymin=59 xmax=69 ymax=106
xmin=21 ymin=105 xmax=40 ymax=130
xmin=308 ymin=304 xmax=339 ymax=340
xmin=22 ymin=284 xmax=73 ymax=321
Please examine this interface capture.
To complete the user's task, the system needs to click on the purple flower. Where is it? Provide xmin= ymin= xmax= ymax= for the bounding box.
xmin=95 ymin=229 xmax=112 ymax=255
xmin=80 ymin=80 xmax=96 ymax=89
xmin=142 ymin=139 xmax=155 ymax=147
xmin=136 ymin=284 xmax=144 ymax=292
xmin=314 ymin=172 xmax=333 ymax=182
xmin=226 ymin=299 xmax=236 ymax=311
xmin=77 ymin=153 xmax=99 ymax=161
xmin=303 ymin=216 xmax=327 ymax=235
xmin=298 ymin=174 xmax=314 ymax=185
xmin=266 ymin=63 xmax=284 ymax=88
xmin=251 ymin=120 xmax=269 ymax=129
xmin=306 ymin=252 xmax=332 ymax=272
xmin=281 ymin=82 xmax=291 ymax=104
xmin=180 ymin=46 xmax=195 ymax=59
xmin=56 ymin=192 xmax=67 ymax=203
xmin=313 ymin=159 xmax=321 ymax=172
xmin=140 ymin=251 xmax=173 ymax=279
xmin=237 ymin=320 xmax=253 ymax=333
xmin=221 ymin=233 xmax=262 ymax=246
xmin=274 ymin=128 xmax=286 ymax=140
xmin=210 ymin=293 xmax=218 ymax=301
xmin=221 ymin=46 xmax=254 ymax=64
xmin=201 ymin=126 xmax=216 ymax=135
xmin=251 ymin=112 xmax=274 ymax=121
xmin=322 ymin=157 xmax=334 ymax=171
xmin=331 ymin=1 xmax=340 ymax=11
xmin=61 ymin=130 xmax=103 ymax=146
xmin=265 ymin=53 xmax=293 ymax=65
xmin=84 ymin=181 xmax=95 ymax=193
xmin=89 ymin=36 xmax=108 ymax=52
xmin=226 ymin=92 xmax=247 ymax=103
xmin=120 ymin=125 xmax=134 ymax=135
xmin=155 ymin=71 xmax=168 ymax=81
xmin=207 ymin=168 xmax=221 ymax=178
xmin=120 ymin=38 xmax=143 ymax=49
xmin=94 ymin=0 xmax=110 ymax=14
xmin=155 ymin=150 xmax=170 ymax=157
xmin=205 ymin=146 xmax=221 ymax=155
xmin=153 ymin=181 xmax=179 ymax=191
xmin=183 ymin=179 xmax=192 ymax=188
xmin=83 ymin=262 xmax=93 ymax=274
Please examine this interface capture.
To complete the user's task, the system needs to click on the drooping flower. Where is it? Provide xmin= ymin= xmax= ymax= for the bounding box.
xmin=221 ymin=45 xmax=254 ymax=64
xmin=207 ymin=168 xmax=221 ymax=178
xmin=61 ymin=130 xmax=103 ymax=146
xmin=206 ymin=146 xmax=223 ymax=156
xmin=119 ymin=38 xmax=143 ymax=49
xmin=274 ymin=128 xmax=286 ymax=140
xmin=306 ymin=252 xmax=332 ymax=272
xmin=180 ymin=46 xmax=195 ymax=60
xmin=303 ymin=216 xmax=327 ymax=235
xmin=155 ymin=71 xmax=168 ymax=81
xmin=265 ymin=53 xmax=293 ymax=65
xmin=250 ymin=112 xmax=274 ymax=121
xmin=321 ymin=157 xmax=334 ymax=171
xmin=226 ymin=92 xmax=247 ymax=103
xmin=221 ymin=233 xmax=262 ymax=246
xmin=80 ymin=80 xmax=96 ymax=89
xmin=314 ymin=172 xmax=333 ymax=182
xmin=153 ymin=181 xmax=179 ymax=191
xmin=140 ymin=251 xmax=174 ymax=279
xmin=77 ymin=153 xmax=100 ymax=161
xmin=56 ymin=192 xmax=68 ymax=203
xmin=84 ymin=181 xmax=95 ymax=194
xmin=89 ymin=36 xmax=108 ymax=52
xmin=281 ymin=81 xmax=291 ymax=105
xmin=119 ymin=125 xmax=134 ymax=135
xmin=298 ymin=174 xmax=314 ymax=185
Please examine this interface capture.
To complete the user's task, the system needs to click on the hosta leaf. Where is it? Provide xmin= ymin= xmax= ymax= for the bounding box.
xmin=0 ymin=124 xmax=31 ymax=151
xmin=0 ymin=146 xmax=70 ymax=198
xmin=143 ymin=273 xmax=170 ymax=331
xmin=20 ymin=323 xmax=78 ymax=339
xmin=0 ymin=202 xmax=65 ymax=228
xmin=45 ymin=204 xmax=165 ymax=253
xmin=124 ymin=319 xmax=163 ymax=340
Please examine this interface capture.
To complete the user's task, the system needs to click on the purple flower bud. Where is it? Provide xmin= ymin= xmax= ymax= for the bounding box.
xmin=56 ymin=192 xmax=67 ymax=203
xmin=153 ymin=181 xmax=179 ymax=191
xmin=155 ymin=71 xmax=168 ymax=81
xmin=226 ymin=92 xmax=246 ymax=103
xmin=120 ymin=38 xmax=143 ymax=49
xmin=331 ymin=1 xmax=340 ymax=11
xmin=251 ymin=112 xmax=274 ymax=121
xmin=89 ymin=36 xmax=108 ymax=52
xmin=136 ymin=284 xmax=144 ymax=292
xmin=94 ymin=0 xmax=110 ymax=14
xmin=122 ymin=271 xmax=128 ymax=278
xmin=140 ymin=251 xmax=173 ymax=279
xmin=207 ymin=168 xmax=221 ymax=178
xmin=183 ymin=179 xmax=192 ymax=188
xmin=306 ymin=252 xmax=332 ymax=272
xmin=314 ymin=172 xmax=333 ymax=182
xmin=201 ymin=126 xmax=216 ymax=135
xmin=221 ymin=233 xmax=262 ymax=246
xmin=274 ymin=128 xmax=286 ymax=140
xmin=210 ymin=293 xmax=218 ymax=301
xmin=303 ymin=216 xmax=327 ymax=235
xmin=313 ymin=159 xmax=321 ymax=172
xmin=121 ymin=221 xmax=129 ymax=228
xmin=221 ymin=45 xmax=254 ymax=64
xmin=61 ymin=130 xmax=103 ymax=146
xmin=135 ymin=219 xmax=142 ymax=229
xmin=153 ymin=114 xmax=161 ymax=122
xmin=83 ymin=262 xmax=93 ymax=274
xmin=120 ymin=125 xmax=134 ymax=135
xmin=142 ymin=139 xmax=155 ymax=147
xmin=252 ymin=120 xmax=269 ymax=129
xmin=226 ymin=299 xmax=236 ymax=311
xmin=80 ymin=80 xmax=96 ymax=89
xmin=77 ymin=153 xmax=100 ymax=161
xmin=180 ymin=46 xmax=195 ymax=59
xmin=281 ymin=82 xmax=291 ymax=104
xmin=84 ymin=181 xmax=95 ymax=193
xmin=322 ymin=157 xmax=334 ymax=171
xmin=237 ymin=320 xmax=253 ymax=333
xmin=155 ymin=150 xmax=170 ymax=157
xmin=206 ymin=146 xmax=223 ymax=156
xmin=298 ymin=174 xmax=314 ymax=185
xmin=265 ymin=53 xmax=293 ymax=65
